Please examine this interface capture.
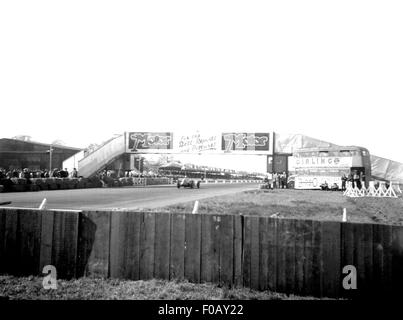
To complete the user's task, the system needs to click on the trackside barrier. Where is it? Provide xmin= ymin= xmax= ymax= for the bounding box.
xmin=119 ymin=178 xmax=174 ymax=187
xmin=344 ymin=181 xmax=400 ymax=198
xmin=132 ymin=178 xmax=146 ymax=186
xmin=202 ymin=180 xmax=260 ymax=184
xmin=1 ymin=208 xmax=403 ymax=298
xmin=0 ymin=177 xmax=103 ymax=193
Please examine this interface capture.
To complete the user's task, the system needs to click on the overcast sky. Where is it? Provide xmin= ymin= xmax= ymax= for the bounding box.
xmin=1 ymin=1 xmax=402 ymax=172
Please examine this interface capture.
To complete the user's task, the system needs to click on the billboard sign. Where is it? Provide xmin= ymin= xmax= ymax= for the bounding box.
xmin=177 ymin=132 xmax=218 ymax=153
xmin=289 ymin=156 xmax=352 ymax=169
xmin=126 ymin=131 xmax=273 ymax=155
xmin=295 ymin=175 xmax=343 ymax=190
xmin=127 ymin=132 xmax=173 ymax=151
xmin=221 ymin=133 xmax=271 ymax=153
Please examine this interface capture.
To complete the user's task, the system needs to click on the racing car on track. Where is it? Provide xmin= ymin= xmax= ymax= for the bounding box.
xmin=177 ymin=177 xmax=201 ymax=189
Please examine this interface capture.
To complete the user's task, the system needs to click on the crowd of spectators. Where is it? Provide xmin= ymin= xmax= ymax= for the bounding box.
xmin=96 ymin=169 xmax=165 ymax=180
xmin=261 ymin=172 xmax=287 ymax=189
xmin=0 ymin=167 xmax=79 ymax=180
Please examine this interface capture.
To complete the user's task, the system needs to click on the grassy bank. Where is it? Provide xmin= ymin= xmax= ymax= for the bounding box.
xmin=153 ymin=189 xmax=403 ymax=225
xmin=0 ymin=275 xmax=324 ymax=300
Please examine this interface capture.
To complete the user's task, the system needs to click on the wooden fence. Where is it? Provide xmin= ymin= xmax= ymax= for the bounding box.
xmin=0 ymin=208 xmax=403 ymax=298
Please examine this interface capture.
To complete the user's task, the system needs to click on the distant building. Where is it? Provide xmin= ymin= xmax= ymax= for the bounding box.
xmin=0 ymin=138 xmax=82 ymax=171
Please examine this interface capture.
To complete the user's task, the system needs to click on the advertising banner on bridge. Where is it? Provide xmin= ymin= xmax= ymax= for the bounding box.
xmin=221 ymin=132 xmax=272 ymax=153
xmin=127 ymin=132 xmax=173 ymax=151
xmin=176 ymin=131 xmax=219 ymax=153
xmin=126 ymin=131 xmax=273 ymax=155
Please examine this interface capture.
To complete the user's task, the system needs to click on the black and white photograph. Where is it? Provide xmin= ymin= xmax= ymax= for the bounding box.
xmin=0 ymin=0 xmax=402 ymax=317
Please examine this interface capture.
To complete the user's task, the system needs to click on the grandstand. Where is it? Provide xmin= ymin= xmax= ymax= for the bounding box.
xmin=0 ymin=138 xmax=81 ymax=171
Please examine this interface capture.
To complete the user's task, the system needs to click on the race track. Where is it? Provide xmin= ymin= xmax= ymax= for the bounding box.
xmin=0 ymin=183 xmax=259 ymax=210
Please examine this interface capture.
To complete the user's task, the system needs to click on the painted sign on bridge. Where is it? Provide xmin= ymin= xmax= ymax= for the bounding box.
xmin=125 ymin=131 xmax=273 ymax=155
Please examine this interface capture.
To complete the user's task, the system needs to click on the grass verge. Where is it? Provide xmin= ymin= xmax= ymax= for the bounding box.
xmin=0 ymin=275 xmax=328 ymax=300
xmin=152 ymin=189 xmax=403 ymax=225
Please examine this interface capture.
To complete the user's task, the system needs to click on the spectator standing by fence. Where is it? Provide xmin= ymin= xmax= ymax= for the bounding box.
xmin=353 ymin=171 xmax=361 ymax=189
xmin=51 ymin=168 xmax=60 ymax=178
xmin=70 ymin=168 xmax=78 ymax=178
xmin=280 ymin=172 xmax=287 ymax=189
xmin=361 ymin=172 xmax=366 ymax=188
xmin=60 ymin=168 xmax=69 ymax=178
xmin=21 ymin=168 xmax=31 ymax=184
xmin=348 ymin=172 xmax=354 ymax=188
xmin=341 ymin=173 xmax=347 ymax=191
xmin=273 ymin=172 xmax=278 ymax=188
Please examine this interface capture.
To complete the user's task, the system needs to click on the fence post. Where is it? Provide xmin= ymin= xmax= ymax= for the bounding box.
xmin=192 ymin=201 xmax=199 ymax=214
xmin=342 ymin=208 xmax=347 ymax=222
xmin=38 ymin=198 xmax=47 ymax=210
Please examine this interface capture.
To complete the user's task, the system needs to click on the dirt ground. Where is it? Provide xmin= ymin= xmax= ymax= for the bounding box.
xmin=155 ymin=189 xmax=403 ymax=225
xmin=0 ymin=275 xmax=323 ymax=300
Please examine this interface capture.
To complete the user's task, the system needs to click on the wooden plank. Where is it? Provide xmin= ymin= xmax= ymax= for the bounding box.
xmin=373 ymin=224 xmax=392 ymax=296
xmin=51 ymin=211 xmax=79 ymax=279
xmin=321 ymin=221 xmax=341 ymax=298
xmin=110 ymin=211 xmax=127 ymax=279
xmin=211 ymin=215 xmax=221 ymax=284
xmin=250 ymin=216 xmax=260 ymax=290
xmin=219 ymin=214 xmax=234 ymax=287
xmin=184 ymin=213 xmax=201 ymax=283
xmin=311 ymin=220 xmax=323 ymax=297
xmin=170 ymin=213 xmax=186 ymax=280
xmin=140 ymin=212 xmax=156 ymax=280
xmin=276 ymin=218 xmax=286 ymax=293
xmin=258 ymin=217 xmax=269 ymax=291
xmin=201 ymin=214 xmax=215 ymax=283
xmin=294 ymin=219 xmax=306 ymax=295
xmin=233 ymin=215 xmax=243 ymax=287
xmin=154 ymin=212 xmax=171 ymax=280
xmin=242 ymin=216 xmax=251 ymax=288
xmin=361 ymin=223 xmax=374 ymax=296
xmin=0 ymin=209 xmax=7 ymax=273
xmin=381 ymin=225 xmax=394 ymax=295
xmin=17 ymin=209 xmax=42 ymax=276
xmin=76 ymin=211 xmax=97 ymax=277
xmin=372 ymin=223 xmax=384 ymax=295
xmin=63 ymin=211 xmax=79 ymax=279
xmin=39 ymin=210 xmax=54 ymax=273
xmin=51 ymin=210 xmax=64 ymax=277
xmin=340 ymin=221 xmax=355 ymax=299
xmin=3 ymin=209 xmax=18 ymax=275
xmin=124 ymin=212 xmax=142 ymax=280
xmin=364 ymin=224 xmax=376 ymax=297
xmin=77 ymin=211 xmax=111 ymax=278
xmin=267 ymin=218 xmax=277 ymax=292
xmin=353 ymin=223 xmax=365 ymax=296
xmin=109 ymin=212 xmax=142 ymax=280
xmin=284 ymin=219 xmax=296 ymax=294
xmin=342 ymin=222 xmax=355 ymax=266
xmin=302 ymin=220 xmax=314 ymax=296
xmin=342 ymin=222 xmax=376 ymax=298
xmin=391 ymin=225 xmax=403 ymax=295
